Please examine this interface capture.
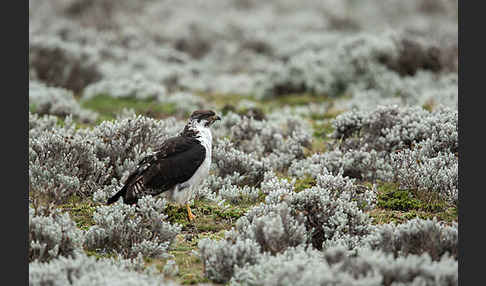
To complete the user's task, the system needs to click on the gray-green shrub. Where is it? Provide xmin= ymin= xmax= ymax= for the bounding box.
xmin=84 ymin=196 xmax=180 ymax=258
xmin=29 ymin=207 xmax=84 ymax=262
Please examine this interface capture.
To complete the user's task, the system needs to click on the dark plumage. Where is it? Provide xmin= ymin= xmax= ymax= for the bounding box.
xmin=106 ymin=136 xmax=206 ymax=205
xmin=106 ymin=109 xmax=220 ymax=220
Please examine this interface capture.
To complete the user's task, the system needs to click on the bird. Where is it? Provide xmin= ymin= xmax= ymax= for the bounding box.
xmin=106 ymin=109 xmax=221 ymax=221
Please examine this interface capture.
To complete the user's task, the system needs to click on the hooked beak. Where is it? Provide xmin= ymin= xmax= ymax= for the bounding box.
xmin=211 ymin=115 xmax=221 ymax=122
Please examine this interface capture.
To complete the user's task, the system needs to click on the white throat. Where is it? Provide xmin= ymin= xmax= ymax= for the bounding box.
xmin=187 ymin=120 xmax=213 ymax=154
xmin=195 ymin=124 xmax=212 ymax=152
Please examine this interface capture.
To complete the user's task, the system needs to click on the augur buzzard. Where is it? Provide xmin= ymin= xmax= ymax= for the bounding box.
xmin=107 ymin=110 xmax=221 ymax=221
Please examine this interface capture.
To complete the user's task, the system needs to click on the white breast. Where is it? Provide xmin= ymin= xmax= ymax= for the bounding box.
xmin=169 ymin=124 xmax=212 ymax=204
xmin=188 ymin=125 xmax=212 ymax=186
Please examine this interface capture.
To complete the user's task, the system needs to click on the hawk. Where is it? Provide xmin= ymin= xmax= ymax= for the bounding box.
xmin=107 ymin=110 xmax=221 ymax=221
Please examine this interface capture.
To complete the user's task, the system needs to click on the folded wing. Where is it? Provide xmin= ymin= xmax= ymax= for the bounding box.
xmin=107 ymin=136 xmax=206 ymax=205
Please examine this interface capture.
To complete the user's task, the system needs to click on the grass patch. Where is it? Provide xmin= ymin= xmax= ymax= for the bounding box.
xmin=165 ymin=200 xmax=249 ymax=233
xmin=371 ymin=182 xmax=457 ymax=225
xmin=81 ymin=94 xmax=180 ymax=122
xmin=422 ymin=99 xmax=436 ymax=112
xmin=264 ymin=93 xmax=331 ymax=107
xmin=58 ymin=198 xmax=97 ymax=231
xmin=84 ymin=249 xmax=118 ymax=260
xmin=170 ymin=251 xmax=209 ymax=285
xmin=312 ymin=121 xmax=334 ymax=138
xmin=146 ymin=231 xmax=226 ymax=285
xmin=410 ymin=188 xmax=451 ymax=213
xmin=376 ymin=182 xmax=451 ymax=212
xmin=306 ymin=107 xmax=339 ymax=155
xmin=302 ymin=120 xmax=335 ymax=155
xmin=377 ymin=186 xmax=421 ymax=211
xmin=368 ymin=207 xmax=458 ymax=225
xmin=294 ymin=175 xmax=316 ymax=193
xmin=29 ymin=103 xmax=37 ymax=113
xmin=307 ymin=138 xmax=327 ymax=155
xmin=309 ymin=108 xmax=343 ymax=121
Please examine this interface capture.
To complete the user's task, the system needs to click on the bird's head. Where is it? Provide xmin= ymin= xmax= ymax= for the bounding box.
xmin=189 ymin=109 xmax=221 ymax=127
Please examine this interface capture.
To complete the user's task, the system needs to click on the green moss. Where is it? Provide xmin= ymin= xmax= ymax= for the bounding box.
xmin=81 ymin=94 xmax=180 ymax=122
xmin=371 ymin=182 xmax=458 ymax=225
xmin=377 ymin=186 xmax=421 ymax=211
xmin=376 ymin=182 xmax=451 ymax=213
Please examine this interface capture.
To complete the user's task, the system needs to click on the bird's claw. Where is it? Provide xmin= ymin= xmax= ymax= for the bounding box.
xmin=188 ymin=212 xmax=197 ymax=221
xmin=186 ymin=203 xmax=196 ymax=222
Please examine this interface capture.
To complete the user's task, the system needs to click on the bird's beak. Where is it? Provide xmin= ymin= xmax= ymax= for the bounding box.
xmin=211 ymin=115 xmax=221 ymax=122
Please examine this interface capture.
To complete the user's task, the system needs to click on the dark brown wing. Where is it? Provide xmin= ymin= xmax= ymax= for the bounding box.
xmin=107 ymin=136 xmax=205 ymax=205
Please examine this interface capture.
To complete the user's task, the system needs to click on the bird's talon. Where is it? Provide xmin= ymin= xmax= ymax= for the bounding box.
xmin=186 ymin=203 xmax=196 ymax=222
xmin=188 ymin=212 xmax=197 ymax=221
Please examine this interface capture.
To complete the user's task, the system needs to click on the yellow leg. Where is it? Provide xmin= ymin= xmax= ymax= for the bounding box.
xmin=186 ymin=203 xmax=196 ymax=221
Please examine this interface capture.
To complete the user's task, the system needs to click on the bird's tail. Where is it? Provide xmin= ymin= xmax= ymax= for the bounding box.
xmin=106 ymin=185 xmax=127 ymax=205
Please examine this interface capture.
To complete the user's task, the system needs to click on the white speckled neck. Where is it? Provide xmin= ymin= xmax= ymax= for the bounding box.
xmin=186 ymin=119 xmax=213 ymax=152
xmin=193 ymin=123 xmax=212 ymax=155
